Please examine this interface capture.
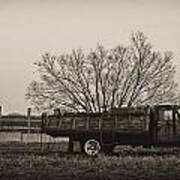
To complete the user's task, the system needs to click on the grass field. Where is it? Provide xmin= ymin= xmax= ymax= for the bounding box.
xmin=1 ymin=142 xmax=180 ymax=179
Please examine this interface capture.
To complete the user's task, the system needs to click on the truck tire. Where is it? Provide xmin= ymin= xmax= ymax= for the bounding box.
xmin=82 ymin=139 xmax=101 ymax=156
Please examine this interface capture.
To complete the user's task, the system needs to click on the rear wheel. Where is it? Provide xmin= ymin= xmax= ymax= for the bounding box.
xmin=82 ymin=139 xmax=101 ymax=156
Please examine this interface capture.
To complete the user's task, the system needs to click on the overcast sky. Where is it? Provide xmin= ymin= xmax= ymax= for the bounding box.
xmin=0 ymin=0 xmax=180 ymax=114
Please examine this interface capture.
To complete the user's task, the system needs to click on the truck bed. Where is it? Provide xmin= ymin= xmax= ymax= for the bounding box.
xmin=44 ymin=107 xmax=150 ymax=137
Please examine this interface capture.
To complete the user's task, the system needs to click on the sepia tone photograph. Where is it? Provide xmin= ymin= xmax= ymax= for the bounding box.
xmin=0 ymin=0 xmax=180 ymax=179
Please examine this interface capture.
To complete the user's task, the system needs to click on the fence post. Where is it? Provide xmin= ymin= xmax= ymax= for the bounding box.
xmin=0 ymin=106 xmax=2 ymax=118
xmin=27 ymin=108 xmax=31 ymax=134
xmin=0 ymin=106 xmax=2 ymax=131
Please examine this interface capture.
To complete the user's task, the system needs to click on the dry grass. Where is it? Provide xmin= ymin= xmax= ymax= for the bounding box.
xmin=1 ymin=143 xmax=180 ymax=179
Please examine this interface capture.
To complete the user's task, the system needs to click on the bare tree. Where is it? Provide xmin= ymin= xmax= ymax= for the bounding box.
xmin=26 ymin=31 xmax=178 ymax=112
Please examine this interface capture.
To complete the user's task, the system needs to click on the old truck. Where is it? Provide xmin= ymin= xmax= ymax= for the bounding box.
xmin=41 ymin=105 xmax=180 ymax=156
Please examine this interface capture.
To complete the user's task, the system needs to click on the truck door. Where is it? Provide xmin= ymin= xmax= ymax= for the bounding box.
xmin=157 ymin=107 xmax=176 ymax=143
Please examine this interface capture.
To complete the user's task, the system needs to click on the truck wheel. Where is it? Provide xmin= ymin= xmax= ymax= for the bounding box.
xmin=83 ymin=139 xmax=101 ymax=156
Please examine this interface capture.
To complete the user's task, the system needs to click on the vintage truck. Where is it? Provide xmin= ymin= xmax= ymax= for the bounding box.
xmin=41 ymin=105 xmax=180 ymax=156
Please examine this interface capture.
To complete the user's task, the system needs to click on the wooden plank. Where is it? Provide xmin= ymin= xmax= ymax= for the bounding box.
xmin=0 ymin=119 xmax=41 ymax=123
xmin=74 ymin=118 xmax=86 ymax=129
xmin=86 ymin=117 xmax=89 ymax=130
xmin=0 ymin=126 xmax=41 ymax=133
xmin=72 ymin=118 xmax=76 ymax=129
xmin=114 ymin=116 xmax=117 ymax=129
xmin=0 ymin=121 xmax=41 ymax=127
xmin=58 ymin=118 xmax=62 ymax=128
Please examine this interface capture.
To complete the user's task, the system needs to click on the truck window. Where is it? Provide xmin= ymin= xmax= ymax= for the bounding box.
xmin=163 ymin=110 xmax=173 ymax=121
xmin=158 ymin=109 xmax=173 ymax=128
xmin=158 ymin=109 xmax=173 ymax=121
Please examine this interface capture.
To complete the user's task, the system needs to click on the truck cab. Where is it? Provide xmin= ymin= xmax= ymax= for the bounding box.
xmin=150 ymin=105 xmax=180 ymax=146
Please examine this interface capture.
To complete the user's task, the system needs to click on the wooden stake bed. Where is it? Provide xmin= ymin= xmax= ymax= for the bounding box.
xmin=44 ymin=106 xmax=150 ymax=134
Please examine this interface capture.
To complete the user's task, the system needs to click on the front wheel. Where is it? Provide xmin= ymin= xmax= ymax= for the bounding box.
xmin=82 ymin=139 xmax=101 ymax=156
